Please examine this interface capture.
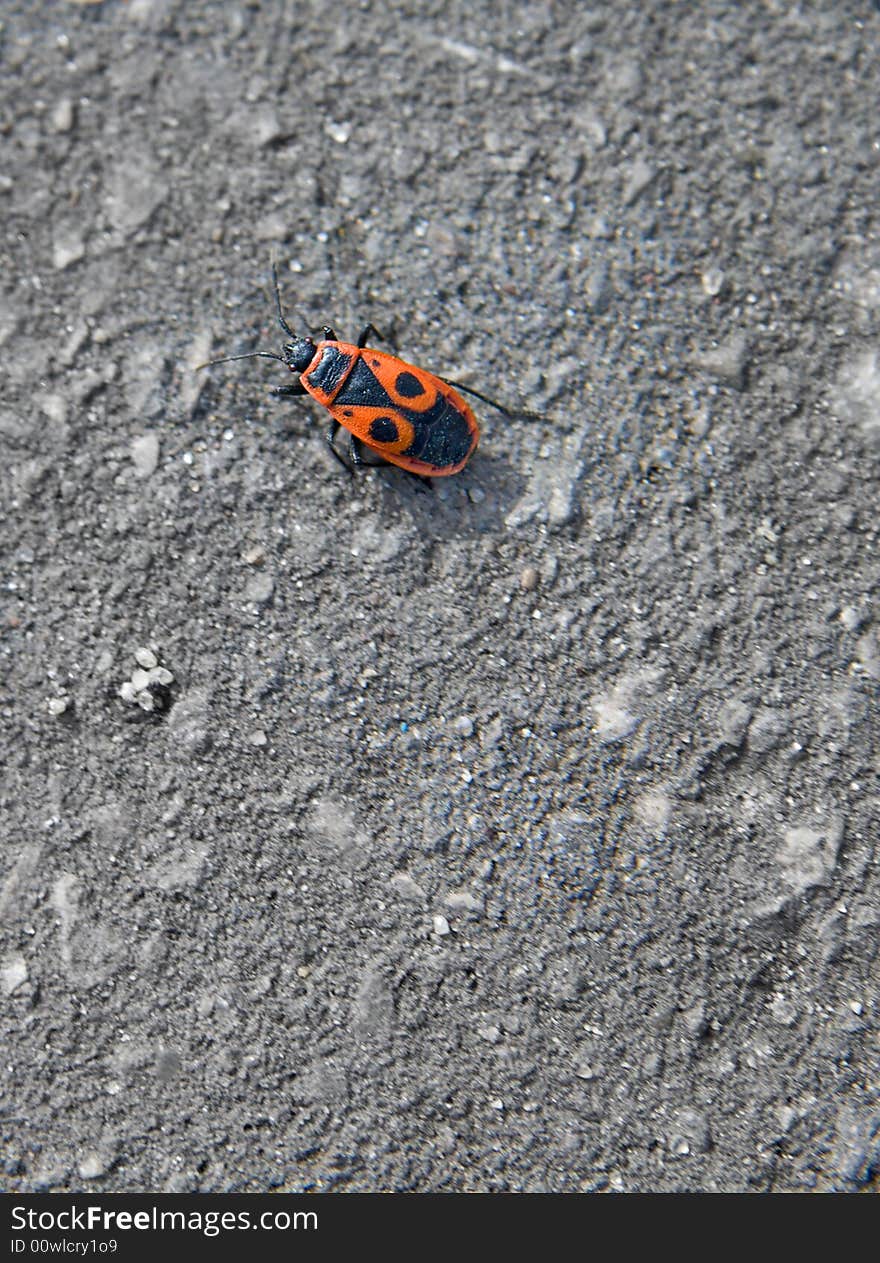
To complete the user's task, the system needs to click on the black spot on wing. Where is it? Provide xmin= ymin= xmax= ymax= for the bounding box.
xmin=395 ymin=371 xmax=425 ymax=398
xmin=369 ymin=416 xmax=400 ymax=444
xmin=334 ymin=357 xmax=396 ymax=408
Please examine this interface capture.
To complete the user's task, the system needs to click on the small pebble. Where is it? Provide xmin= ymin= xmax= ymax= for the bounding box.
xmin=131 ymin=432 xmax=160 ymax=479
xmin=701 ymin=266 xmax=726 ymax=297
xmin=252 ymin=107 xmax=282 ymax=148
xmin=445 ymin=890 xmax=482 ymax=913
xmin=78 ymin=1153 xmax=110 ymax=1181
xmin=747 ymin=708 xmax=788 ymax=754
xmin=769 ymin=995 xmax=798 ymax=1026
xmin=717 ymin=698 xmax=752 ymax=748
xmin=623 ymin=157 xmax=657 ymax=206
xmin=130 ymin=668 xmax=152 ymax=692
xmin=776 ymin=817 xmax=843 ymax=897
xmin=1 ymin=955 xmax=29 ymax=996
xmin=53 ymin=227 xmax=85 ymax=271
xmin=670 ymin=1108 xmax=712 ymax=1154
xmin=854 ymin=629 xmax=880 ymax=679
xmin=50 ymin=97 xmax=75 ymax=133
xmin=389 ymin=872 xmax=427 ymax=901
xmin=548 ymin=482 xmax=576 ymax=528
xmin=697 ymin=333 xmax=751 ymax=390
xmin=520 ymin=566 xmax=539 ymax=592
xmin=245 ymin=572 xmax=275 ymax=604
xmin=325 ymin=120 xmax=351 ymax=144
xmin=120 ymin=650 xmax=175 ymax=711
xmin=432 ymin=914 xmax=451 ymax=937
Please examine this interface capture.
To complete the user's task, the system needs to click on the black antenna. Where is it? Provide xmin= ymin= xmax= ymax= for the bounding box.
xmin=196 ymin=261 xmax=298 ymax=371
xmin=271 ymin=260 xmax=296 ymax=338
xmin=195 ymin=350 xmax=285 ymax=371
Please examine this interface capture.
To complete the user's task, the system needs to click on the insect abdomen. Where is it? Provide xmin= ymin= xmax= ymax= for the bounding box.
xmin=400 ymin=392 xmax=476 ymax=469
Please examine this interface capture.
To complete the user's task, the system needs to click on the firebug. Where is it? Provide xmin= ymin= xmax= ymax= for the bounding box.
xmin=199 ymin=266 xmax=511 ymax=479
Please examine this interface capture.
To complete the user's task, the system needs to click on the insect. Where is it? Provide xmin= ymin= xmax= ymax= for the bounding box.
xmin=199 ymin=267 xmax=511 ymax=479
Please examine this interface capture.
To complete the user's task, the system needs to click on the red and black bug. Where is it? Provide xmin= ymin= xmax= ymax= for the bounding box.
xmin=199 ymin=267 xmax=511 ymax=478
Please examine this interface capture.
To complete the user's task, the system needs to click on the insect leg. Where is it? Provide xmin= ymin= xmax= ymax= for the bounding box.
xmin=269 ymin=380 xmax=307 ymax=398
xmin=442 ymin=377 xmax=542 ymax=421
xmin=326 ymin=420 xmax=355 ymax=475
xmin=441 ymin=377 xmax=511 ymax=415
xmin=348 ymin=438 xmax=390 ymax=470
xmin=349 ymin=435 xmax=366 ymax=470
xmin=356 ymin=323 xmax=385 ymax=349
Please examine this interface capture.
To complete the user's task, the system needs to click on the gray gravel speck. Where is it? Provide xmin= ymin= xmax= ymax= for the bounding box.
xmin=623 ymin=157 xmax=659 ymax=206
xmin=829 ymin=1107 xmax=880 ymax=1187
xmin=1 ymin=955 xmax=29 ymax=996
xmin=105 ymin=156 xmax=168 ymax=236
xmin=131 ymin=432 xmax=160 ymax=478
xmin=52 ymin=225 xmax=85 ymax=270
xmin=165 ymin=689 xmax=212 ymax=755
xmin=776 ymin=816 xmax=844 ymax=899
xmin=50 ymin=97 xmax=75 ymax=133
xmin=669 ymin=1108 xmax=712 ymax=1155
xmin=696 ymin=332 xmax=751 ymax=389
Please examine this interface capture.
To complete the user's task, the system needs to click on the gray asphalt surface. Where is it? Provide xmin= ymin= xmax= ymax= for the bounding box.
xmin=1 ymin=1 xmax=878 ymax=1193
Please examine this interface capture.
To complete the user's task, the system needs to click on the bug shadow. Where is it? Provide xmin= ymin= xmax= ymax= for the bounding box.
xmin=364 ymin=450 xmax=528 ymax=541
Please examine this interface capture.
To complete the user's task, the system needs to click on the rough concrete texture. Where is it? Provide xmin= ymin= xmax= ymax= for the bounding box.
xmin=1 ymin=2 xmax=878 ymax=1192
